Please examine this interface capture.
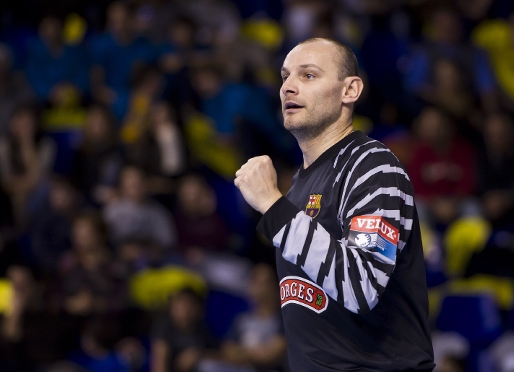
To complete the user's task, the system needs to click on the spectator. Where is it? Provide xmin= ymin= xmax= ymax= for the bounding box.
xmin=477 ymin=112 xmax=514 ymax=225
xmin=0 ymin=128 xmax=16 ymax=246
xmin=178 ymin=0 xmax=241 ymax=46
xmin=29 ymin=176 xmax=79 ymax=272
xmin=25 ymin=15 xmax=88 ymax=101
xmin=0 ymin=105 xmax=56 ymax=225
xmin=175 ymin=174 xmax=230 ymax=258
xmin=408 ymin=107 xmax=478 ymax=226
xmin=124 ymin=100 xmax=186 ymax=195
xmin=202 ymin=263 xmax=287 ymax=372
xmin=359 ymin=10 xmax=410 ymax=118
xmin=0 ymin=265 xmax=82 ymax=370
xmin=150 ymin=288 xmax=218 ymax=372
xmin=472 ymin=10 xmax=514 ymax=111
xmin=282 ymin=0 xmax=329 ymax=46
xmin=70 ymin=104 xmax=123 ymax=205
xmin=404 ymin=7 xmax=499 ymax=114
xmin=186 ymin=62 xmax=282 ymax=177
xmin=103 ymin=165 xmax=177 ymax=249
xmin=59 ymin=211 xmax=127 ymax=315
xmin=158 ymin=16 xmax=200 ymax=74
xmin=0 ymin=43 xmax=35 ymax=136
xmin=89 ymin=1 xmax=155 ymax=120
xmin=120 ymin=65 xmax=164 ymax=146
xmin=131 ymin=0 xmax=178 ymax=44
xmin=116 ymin=238 xmax=163 ymax=276
xmin=421 ymin=58 xmax=482 ymax=144
xmin=41 ymin=80 xmax=88 ymax=174
xmin=367 ymin=101 xmax=415 ymax=167
xmin=157 ymin=15 xmax=203 ymax=100
xmin=68 ymin=315 xmax=140 ymax=372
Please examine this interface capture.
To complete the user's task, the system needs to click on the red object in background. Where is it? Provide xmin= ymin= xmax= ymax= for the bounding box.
xmin=409 ymin=138 xmax=476 ymax=200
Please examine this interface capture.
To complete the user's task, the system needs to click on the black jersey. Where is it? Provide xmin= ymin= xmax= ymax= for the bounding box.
xmin=257 ymin=131 xmax=435 ymax=371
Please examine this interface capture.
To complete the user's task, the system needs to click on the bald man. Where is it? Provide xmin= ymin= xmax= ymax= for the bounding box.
xmin=235 ymin=38 xmax=435 ymax=371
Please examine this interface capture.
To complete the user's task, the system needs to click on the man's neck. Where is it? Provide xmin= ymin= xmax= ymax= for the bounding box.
xmin=299 ymin=120 xmax=354 ymax=168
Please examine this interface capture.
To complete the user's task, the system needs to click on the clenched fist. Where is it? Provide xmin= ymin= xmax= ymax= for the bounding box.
xmin=234 ymin=156 xmax=283 ymax=214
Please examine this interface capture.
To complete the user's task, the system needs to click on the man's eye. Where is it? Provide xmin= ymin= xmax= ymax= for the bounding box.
xmin=282 ymin=75 xmax=289 ymax=81
xmin=305 ymin=73 xmax=315 ymax=79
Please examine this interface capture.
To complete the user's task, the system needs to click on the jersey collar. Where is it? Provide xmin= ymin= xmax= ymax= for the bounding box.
xmin=298 ymin=130 xmax=363 ymax=179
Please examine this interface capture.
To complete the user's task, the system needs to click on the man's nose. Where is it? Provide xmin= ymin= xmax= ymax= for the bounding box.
xmin=281 ymin=77 xmax=298 ymax=96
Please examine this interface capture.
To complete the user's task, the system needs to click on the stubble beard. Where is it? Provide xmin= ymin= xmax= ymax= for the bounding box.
xmin=284 ymin=108 xmax=340 ymax=143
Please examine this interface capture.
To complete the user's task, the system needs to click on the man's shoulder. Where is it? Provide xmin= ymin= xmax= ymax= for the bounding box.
xmin=335 ymin=132 xmax=402 ymax=170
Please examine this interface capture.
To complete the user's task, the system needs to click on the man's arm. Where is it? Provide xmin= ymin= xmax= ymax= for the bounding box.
xmin=235 ymin=153 xmax=414 ymax=314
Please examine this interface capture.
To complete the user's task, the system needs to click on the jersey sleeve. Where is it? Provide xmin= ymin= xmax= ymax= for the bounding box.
xmin=257 ymin=149 xmax=415 ymax=314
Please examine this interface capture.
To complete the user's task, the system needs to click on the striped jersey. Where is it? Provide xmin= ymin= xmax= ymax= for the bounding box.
xmin=257 ymin=131 xmax=435 ymax=371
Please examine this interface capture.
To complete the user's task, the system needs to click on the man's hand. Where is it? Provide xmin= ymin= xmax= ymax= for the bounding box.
xmin=234 ymin=156 xmax=283 ymax=214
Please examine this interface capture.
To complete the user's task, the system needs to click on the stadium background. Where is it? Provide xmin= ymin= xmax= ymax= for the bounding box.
xmin=0 ymin=0 xmax=513 ymax=371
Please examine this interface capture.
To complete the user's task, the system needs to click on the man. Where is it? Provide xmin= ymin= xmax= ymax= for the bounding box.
xmin=234 ymin=38 xmax=435 ymax=371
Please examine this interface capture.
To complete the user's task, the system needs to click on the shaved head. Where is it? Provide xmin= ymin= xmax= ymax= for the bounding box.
xmin=298 ymin=38 xmax=359 ymax=80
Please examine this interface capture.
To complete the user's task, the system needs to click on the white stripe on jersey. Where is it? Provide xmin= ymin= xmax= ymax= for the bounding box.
xmin=368 ymin=262 xmax=389 ymax=287
xmin=338 ymin=147 xmax=391 ymax=220
xmin=272 ymin=224 xmax=287 ymax=248
xmin=333 ymin=139 xmax=377 ymax=186
xmin=345 ymin=187 xmax=414 ymax=218
xmin=333 ymin=139 xmax=357 ymax=169
xmin=351 ymin=249 xmax=379 ymax=309
xmin=301 ymin=225 xmax=331 ymax=282
xmin=341 ymin=245 xmax=360 ymax=313
xmin=374 ymin=209 xmax=413 ymax=230
xmin=281 ymin=212 xmax=311 ymax=263
xmin=319 ymin=253 xmax=338 ymax=301
xmin=349 ymin=164 xmax=411 ymax=193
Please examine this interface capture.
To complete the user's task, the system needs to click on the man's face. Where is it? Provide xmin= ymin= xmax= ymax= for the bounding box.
xmin=280 ymin=41 xmax=345 ymax=139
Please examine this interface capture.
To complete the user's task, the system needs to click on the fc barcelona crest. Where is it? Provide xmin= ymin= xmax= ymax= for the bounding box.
xmin=305 ymin=194 xmax=322 ymax=218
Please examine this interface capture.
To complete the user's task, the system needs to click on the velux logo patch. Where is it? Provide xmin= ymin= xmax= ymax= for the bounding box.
xmin=348 ymin=215 xmax=399 ymax=261
xmin=280 ymin=276 xmax=328 ymax=314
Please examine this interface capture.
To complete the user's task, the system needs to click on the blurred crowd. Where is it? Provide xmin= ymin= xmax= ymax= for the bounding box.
xmin=0 ymin=0 xmax=514 ymax=371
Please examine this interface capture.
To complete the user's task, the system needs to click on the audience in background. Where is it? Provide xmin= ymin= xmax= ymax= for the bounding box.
xmin=151 ymin=288 xmax=217 ymax=372
xmin=175 ymin=174 xmax=229 ymax=258
xmin=409 ymin=106 xmax=478 ymax=226
xmin=29 ymin=176 xmax=78 ymax=272
xmin=103 ymin=165 xmax=176 ymax=249
xmin=69 ymin=316 xmax=146 ymax=372
xmin=0 ymin=0 xmax=513 ymax=371
xmin=70 ymin=104 xmax=123 ymax=205
xmin=405 ymin=7 xmax=499 ymax=114
xmin=1 ymin=265 xmax=83 ymax=371
xmin=59 ymin=211 xmax=127 ymax=315
xmin=25 ymin=15 xmax=88 ymax=102
xmin=123 ymin=98 xmax=186 ymax=194
xmin=89 ymin=1 xmax=155 ymax=120
xmin=0 ymin=43 xmax=34 ymax=136
xmin=217 ymin=263 xmax=286 ymax=372
xmin=0 ymin=105 xmax=56 ymax=225
xmin=477 ymin=113 xmax=514 ymax=226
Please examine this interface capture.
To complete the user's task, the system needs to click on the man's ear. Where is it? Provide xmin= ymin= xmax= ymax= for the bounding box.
xmin=341 ymin=76 xmax=364 ymax=104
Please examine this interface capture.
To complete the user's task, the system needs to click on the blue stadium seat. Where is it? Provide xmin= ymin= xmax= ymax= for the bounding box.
xmin=436 ymin=294 xmax=503 ymax=346
xmin=204 ymin=289 xmax=250 ymax=340
xmin=436 ymin=294 xmax=504 ymax=372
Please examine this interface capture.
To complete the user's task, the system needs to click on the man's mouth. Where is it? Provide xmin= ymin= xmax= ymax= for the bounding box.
xmin=284 ymin=101 xmax=304 ymax=113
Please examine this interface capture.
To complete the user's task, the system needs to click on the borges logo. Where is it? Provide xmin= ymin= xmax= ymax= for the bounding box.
xmin=279 ymin=276 xmax=328 ymax=314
